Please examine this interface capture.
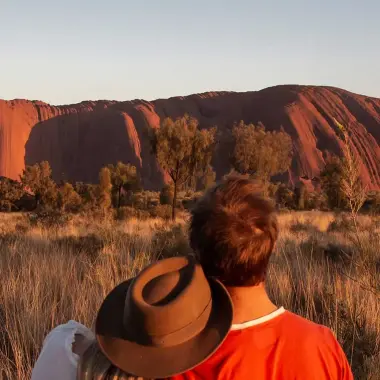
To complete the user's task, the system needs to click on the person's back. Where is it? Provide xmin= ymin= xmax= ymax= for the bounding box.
xmin=172 ymin=309 xmax=351 ymax=379
xmin=172 ymin=175 xmax=353 ymax=380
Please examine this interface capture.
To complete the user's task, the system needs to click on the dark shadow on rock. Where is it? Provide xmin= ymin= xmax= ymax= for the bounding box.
xmin=25 ymin=108 xmax=164 ymax=189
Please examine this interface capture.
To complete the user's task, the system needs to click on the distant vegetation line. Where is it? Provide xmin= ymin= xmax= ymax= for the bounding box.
xmin=0 ymin=116 xmax=379 ymax=219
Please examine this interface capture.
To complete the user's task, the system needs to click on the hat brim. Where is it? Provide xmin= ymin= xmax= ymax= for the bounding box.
xmin=95 ymin=277 xmax=233 ymax=378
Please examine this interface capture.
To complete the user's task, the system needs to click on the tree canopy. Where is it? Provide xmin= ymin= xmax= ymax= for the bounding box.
xmin=0 ymin=178 xmax=24 ymax=211
xmin=152 ymin=114 xmax=216 ymax=219
xmin=20 ymin=161 xmax=57 ymax=209
xmin=108 ymin=162 xmax=139 ymax=208
xmin=231 ymin=122 xmax=293 ymax=180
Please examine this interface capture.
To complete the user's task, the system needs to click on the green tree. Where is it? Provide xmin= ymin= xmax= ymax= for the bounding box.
xmin=0 ymin=178 xmax=24 ymax=211
xmin=98 ymin=167 xmax=112 ymax=216
xmin=108 ymin=162 xmax=139 ymax=209
xmin=152 ymin=115 xmax=216 ymax=220
xmin=75 ymin=182 xmax=99 ymax=211
xmin=231 ymin=122 xmax=293 ymax=182
xmin=320 ymin=155 xmax=345 ymax=209
xmin=57 ymin=183 xmax=82 ymax=212
xmin=20 ymin=161 xmax=57 ymax=209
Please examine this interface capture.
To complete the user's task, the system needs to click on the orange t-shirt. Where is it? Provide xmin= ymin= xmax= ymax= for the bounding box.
xmin=171 ymin=308 xmax=353 ymax=380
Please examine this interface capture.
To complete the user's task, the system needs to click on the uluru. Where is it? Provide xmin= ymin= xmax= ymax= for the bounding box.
xmin=1 ymin=85 xmax=379 ymax=189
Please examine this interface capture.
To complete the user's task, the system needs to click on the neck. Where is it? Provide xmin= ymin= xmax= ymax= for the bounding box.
xmin=226 ymin=283 xmax=278 ymax=324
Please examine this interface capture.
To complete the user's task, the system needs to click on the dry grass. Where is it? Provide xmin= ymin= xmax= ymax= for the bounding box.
xmin=0 ymin=211 xmax=379 ymax=379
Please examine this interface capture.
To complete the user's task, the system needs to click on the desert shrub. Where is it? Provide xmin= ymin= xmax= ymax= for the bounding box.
xmin=27 ymin=210 xmax=73 ymax=228
xmin=290 ymin=221 xmax=313 ymax=233
xmin=130 ymin=191 xmax=159 ymax=210
xmin=307 ymin=191 xmax=328 ymax=210
xmin=54 ymin=235 xmax=104 ymax=261
xmin=149 ymin=204 xmax=172 ymax=220
xmin=20 ymin=161 xmax=58 ymax=210
xmin=321 ymin=242 xmax=355 ymax=265
xmin=199 ymin=165 xmax=216 ymax=190
xmin=14 ymin=221 xmax=29 ymax=234
xmin=364 ymin=191 xmax=380 ymax=214
xmin=115 ymin=206 xmax=150 ymax=221
xmin=181 ymin=189 xmax=193 ymax=199
xmin=327 ymin=214 xmax=355 ymax=232
xmin=0 ymin=178 xmax=24 ymax=211
xmin=57 ymin=183 xmax=82 ymax=213
xmin=0 ymin=212 xmax=378 ymax=379
xmin=0 ymin=201 xmax=12 ymax=213
xmin=231 ymin=122 xmax=293 ymax=179
xmin=276 ymin=184 xmax=295 ymax=209
xmin=129 ymin=192 xmax=147 ymax=209
xmin=320 ymin=156 xmax=345 ymax=208
xmin=152 ymin=224 xmax=191 ymax=259
xmin=182 ymin=197 xmax=196 ymax=210
xmin=75 ymin=183 xmax=99 ymax=211
xmin=107 ymin=162 xmax=139 ymax=209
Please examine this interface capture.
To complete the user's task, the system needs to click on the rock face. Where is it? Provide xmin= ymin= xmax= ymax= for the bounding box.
xmin=1 ymin=85 xmax=379 ymax=189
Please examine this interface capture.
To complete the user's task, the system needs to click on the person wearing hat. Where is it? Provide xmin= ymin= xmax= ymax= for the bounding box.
xmin=31 ymin=256 xmax=233 ymax=379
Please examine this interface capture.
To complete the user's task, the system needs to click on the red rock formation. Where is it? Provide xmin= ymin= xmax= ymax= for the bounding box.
xmin=1 ymin=85 xmax=379 ymax=189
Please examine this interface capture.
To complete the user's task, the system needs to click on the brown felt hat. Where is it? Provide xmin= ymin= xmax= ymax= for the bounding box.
xmin=95 ymin=256 xmax=233 ymax=378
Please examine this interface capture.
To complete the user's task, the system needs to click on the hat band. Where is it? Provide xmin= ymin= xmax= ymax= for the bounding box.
xmin=150 ymin=298 xmax=212 ymax=347
xmin=126 ymin=298 xmax=212 ymax=348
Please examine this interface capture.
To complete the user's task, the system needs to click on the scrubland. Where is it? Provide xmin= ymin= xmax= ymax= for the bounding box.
xmin=0 ymin=211 xmax=378 ymax=379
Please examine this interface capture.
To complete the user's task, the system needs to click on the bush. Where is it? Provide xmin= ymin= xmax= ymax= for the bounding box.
xmin=75 ymin=183 xmax=99 ymax=211
xmin=159 ymin=185 xmax=174 ymax=205
xmin=28 ymin=210 xmax=73 ymax=228
xmin=307 ymin=191 xmax=328 ymax=211
xmin=115 ymin=207 xmax=150 ymax=221
xmin=130 ymin=191 xmax=159 ymax=210
xmin=182 ymin=198 xmax=197 ymax=210
xmin=57 ymin=183 xmax=82 ymax=213
xmin=364 ymin=191 xmax=380 ymax=214
xmin=0 ymin=200 xmax=12 ymax=212
xmin=276 ymin=184 xmax=295 ymax=209
xmin=327 ymin=214 xmax=354 ymax=232
xmin=152 ymin=224 xmax=191 ymax=259
xmin=149 ymin=205 xmax=172 ymax=220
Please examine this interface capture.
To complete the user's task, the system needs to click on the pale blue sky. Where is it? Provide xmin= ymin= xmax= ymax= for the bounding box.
xmin=1 ymin=0 xmax=379 ymax=104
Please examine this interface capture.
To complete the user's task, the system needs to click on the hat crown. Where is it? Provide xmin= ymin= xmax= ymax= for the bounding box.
xmin=143 ymin=270 xmax=182 ymax=305
xmin=124 ymin=257 xmax=212 ymax=346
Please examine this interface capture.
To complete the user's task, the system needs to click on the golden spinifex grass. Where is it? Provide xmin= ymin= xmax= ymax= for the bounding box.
xmin=0 ymin=212 xmax=378 ymax=379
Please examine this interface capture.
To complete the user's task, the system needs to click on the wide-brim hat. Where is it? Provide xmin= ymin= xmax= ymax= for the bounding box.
xmin=95 ymin=256 xmax=233 ymax=378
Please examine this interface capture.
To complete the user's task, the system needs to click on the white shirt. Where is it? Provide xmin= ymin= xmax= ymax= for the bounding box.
xmin=31 ymin=320 xmax=94 ymax=380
